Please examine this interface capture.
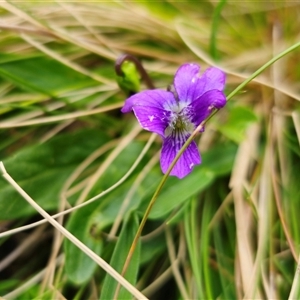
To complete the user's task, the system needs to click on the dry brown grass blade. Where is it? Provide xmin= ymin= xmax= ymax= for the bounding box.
xmin=229 ymin=122 xmax=261 ymax=297
xmin=292 ymin=111 xmax=300 ymax=147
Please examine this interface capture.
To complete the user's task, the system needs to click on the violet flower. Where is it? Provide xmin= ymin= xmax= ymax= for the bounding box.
xmin=121 ymin=63 xmax=226 ymax=179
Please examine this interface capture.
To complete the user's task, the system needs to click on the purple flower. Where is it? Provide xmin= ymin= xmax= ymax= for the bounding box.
xmin=121 ymin=63 xmax=226 ymax=179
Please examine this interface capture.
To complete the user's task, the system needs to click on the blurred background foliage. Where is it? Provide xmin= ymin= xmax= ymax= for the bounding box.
xmin=0 ymin=1 xmax=300 ymax=299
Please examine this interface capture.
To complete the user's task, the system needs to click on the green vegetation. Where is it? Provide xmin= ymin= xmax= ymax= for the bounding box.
xmin=0 ymin=1 xmax=300 ymax=299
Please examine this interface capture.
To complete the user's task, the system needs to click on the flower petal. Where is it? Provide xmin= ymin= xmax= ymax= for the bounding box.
xmin=160 ymin=132 xmax=201 ymax=179
xmin=200 ymin=67 xmax=226 ymax=94
xmin=121 ymin=89 xmax=175 ymax=113
xmin=191 ymin=90 xmax=226 ymax=126
xmin=173 ymin=63 xmax=202 ymax=103
xmin=132 ymin=106 xmax=171 ymax=137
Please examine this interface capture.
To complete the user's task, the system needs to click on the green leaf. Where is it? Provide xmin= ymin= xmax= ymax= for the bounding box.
xmin=218 ymin=105 xmax=258 ymax=143
xmin=147 ymin=168 xmax=214 ymax=219
xmin=0 ymin=54 xmax=97 ymax=96
xmin=64 ymin=200 xmax=103 ymax=285
xmin=100 ymin=213 xmax=140 ymax=300
xmin=0 ymin=129 xmax=109 ymax=219
xmin=201 ymin=142 xmax=237 ymax=176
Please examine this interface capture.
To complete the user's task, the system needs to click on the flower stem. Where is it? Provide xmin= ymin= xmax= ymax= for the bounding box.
xmin=226 ymin=41 xmax=300 ymax=101
xmin=118 ymin=40 xmax=300 ymax=294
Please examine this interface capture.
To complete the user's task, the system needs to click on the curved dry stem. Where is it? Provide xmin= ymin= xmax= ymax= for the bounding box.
xmin=76 ymin=123 xmax=141 ymax=205
xmin=0 ymin=161 xmax=148 ymax=300
xmin=0 ymin=103 xmax=123 ymax=128
xmin=165 ymin=225 xmax=189 ymax=299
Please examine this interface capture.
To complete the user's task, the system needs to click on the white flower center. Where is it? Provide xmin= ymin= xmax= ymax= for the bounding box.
xmin=164 ymin=103 xmax=194 ymax=137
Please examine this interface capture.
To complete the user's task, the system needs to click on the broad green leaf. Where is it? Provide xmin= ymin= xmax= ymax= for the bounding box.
xmin=218 ymin=105 xmax=258 ymax=143
xmin=147 ymin=168 xmax=214 ymax=219
xmin=0 ymin=54 xmax=97 ymax=96
xmin=200 ymin=142 xmax=237 ymax=176
xmin=0 ymin=129 xmax=109 ymax=219
xmin=64 ymin=200 xmax=103 ymax=285
xmin=100 ymin=213 xmax=140 ymax=300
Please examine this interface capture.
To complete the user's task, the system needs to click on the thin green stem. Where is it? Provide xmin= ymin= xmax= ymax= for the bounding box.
xmin=226 ymin=41 xmax=300 ymax=101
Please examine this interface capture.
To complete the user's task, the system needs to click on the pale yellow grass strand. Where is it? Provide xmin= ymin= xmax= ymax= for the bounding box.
xmin=0 ymin=134 xmax=156 ymax=239
xmin=39 ymin=120 xmax=75 ymax=144
xmin=229 ymin=124 xmax=260 ymax=297
xmin=208 ymin=191 xmax=232 ymax=230
xmin=21 ymin=33 xmax=115 ymax=86
xmin=245 ymin=123 xmax=272 ymax=299
xmin=165 ymin=225 xmax=189 ymax=300
xmin=40 ymin=90 xmax=117 ymax=142
xmin=140 ymin=225 xmax=185 ymax=297
xmin=0 ymin=1 xmax=116 ymax=64
xmin=76 ymin=123 xmax=142 ymax=205
xmin=56 ymin=1 xmax=118 ymax=59
xmin=40 ymin=232 xmax=64 ymax=295
xmin=270 ymin=129 xmax=298 ymax=262
xmin=0 ymin=162 xmax=148 ymax=300
xmin=0 ymin=1 xmax=48 ymax=31
xmin=289 ymin=256 xmax=300 ymax=300
xmin=0 ymin=102 xmax=123 ymax=128
xmin=0 ymin=24 xmax=55 ymax=37
xmin=292 ymin=111 xmax=300 ymax=147
xmin=272 ymin=20 xmax=289 ymax=188
xmin=0 ymin=224 xmax=46 ymax=272
xmin=140 ymin=266 xmax=173 ymax=297
xmin=49 ymin=23 xmax=118 ymax=61
xmin=2 ymin=88 xmax=116 ymax=126
xmin=63 ymin=140 xmax=120 ymax=198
